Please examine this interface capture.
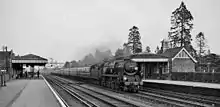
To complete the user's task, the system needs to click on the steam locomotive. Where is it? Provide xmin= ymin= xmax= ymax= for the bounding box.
xmin=53 ymin=58 xmax=143 ymax=92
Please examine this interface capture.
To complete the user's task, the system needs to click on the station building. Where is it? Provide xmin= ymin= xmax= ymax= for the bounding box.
xmin=160 ymin=47 xmax=197 ymax=73
xmin=12 ymin=54 xmax=48 ymax=77
xmin=0 ymin=51 xmax=48 ymax=83
xmin=130 ymin=46 xmax=197 ymax=80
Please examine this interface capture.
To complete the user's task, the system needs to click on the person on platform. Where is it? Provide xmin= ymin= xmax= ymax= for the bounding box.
xmin=37 ymin=70 xmax=40 ymax=79
xmin=20 ymin=71 xmax=23 ymax=78
xmin=25 ymin=71 xmax=28 ymax=78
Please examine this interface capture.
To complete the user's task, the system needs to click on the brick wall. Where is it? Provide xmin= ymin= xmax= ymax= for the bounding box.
xmin=172 ymin=58 xmax=195 ymax=72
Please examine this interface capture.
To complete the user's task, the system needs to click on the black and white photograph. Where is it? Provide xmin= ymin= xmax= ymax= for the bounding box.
xmin=0 ymin=0 xmax=220 ymax=107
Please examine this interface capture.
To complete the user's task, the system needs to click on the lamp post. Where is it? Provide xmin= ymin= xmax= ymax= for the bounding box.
xmin=2 ymin=45 xmax=7 ymax=86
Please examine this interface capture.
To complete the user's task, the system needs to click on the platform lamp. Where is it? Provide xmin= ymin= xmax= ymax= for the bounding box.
xmin=2 ymin=45 xmax=7 ymax=86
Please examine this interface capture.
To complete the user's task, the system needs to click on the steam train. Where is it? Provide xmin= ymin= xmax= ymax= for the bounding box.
xmin=53 ymin=58 xmax=143 ymax=92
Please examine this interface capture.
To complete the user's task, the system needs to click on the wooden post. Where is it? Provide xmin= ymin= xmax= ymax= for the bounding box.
xmin=1 ymin=71 xmax=3 ymax=86
xmin=156 ymin=62 xmax=161 ymax=79
xmin=142 ymin=63 xmax=146 ymax=80
xmin=168 ymin=60 xmax=171 ymax=80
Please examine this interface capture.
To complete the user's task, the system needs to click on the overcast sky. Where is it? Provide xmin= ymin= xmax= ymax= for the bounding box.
xmin=0 ymin=0 xmax=220 ymax=62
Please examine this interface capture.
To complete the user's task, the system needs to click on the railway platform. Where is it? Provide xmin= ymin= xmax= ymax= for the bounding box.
xmin=0 ymin=76 xmax=64 ymax=107
xmin=143 ymin=79 xmax=220 ymax=97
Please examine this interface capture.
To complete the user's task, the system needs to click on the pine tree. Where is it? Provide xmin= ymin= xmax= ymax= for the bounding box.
xmin=64 ymin=61 xmax=70 ymax=68
xmin=127 ymin=26 xmax=142 ymax=54
xmin=155 ymin=46 xmax=160 ymax=54
xmin=196 ymin=32 xmax=207 ymax=57
xmin=169 ymin=1 xmax=194 ymax=47
xmin=115 ymin=48 xmax=124 ymax=57
xmin=145 ymin=46 xmax=151 ymax=53
xmin=123 ymin=43 xmax=131 ymax=56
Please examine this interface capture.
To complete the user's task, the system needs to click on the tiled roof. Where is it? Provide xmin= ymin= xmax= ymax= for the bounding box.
xmin=13 ymin=54 xmax=47 ymax=60
xmin=160 ymin=47 xmax=183 ymax=58
xmin=160 ymin=47 xmax=197 ymax=63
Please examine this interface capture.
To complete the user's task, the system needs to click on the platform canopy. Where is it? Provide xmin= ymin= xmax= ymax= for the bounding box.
xmin=129 ymin=52 xmax=169 ymax=62
xmin=12 ymin=54 xmax=48 ymax=65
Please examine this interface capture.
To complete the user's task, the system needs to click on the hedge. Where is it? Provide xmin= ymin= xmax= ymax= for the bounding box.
xmin=171 ymin=72 xmax=220 ymax=83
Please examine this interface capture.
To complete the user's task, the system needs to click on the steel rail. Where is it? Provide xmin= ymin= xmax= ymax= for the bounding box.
xmin=51 ymin=75 xmax=144 ymax=107
xmin=137 ymin=91 xmax=211 ymax=107
xmin=142 ymin=88 xmax=220 ymax=106
xmin=45 ymin=76 xmax=99 ymax=107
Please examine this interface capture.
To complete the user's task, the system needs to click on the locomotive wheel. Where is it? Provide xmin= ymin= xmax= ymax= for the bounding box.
xmin=102 ymin=81 xmax=105 ymax=87
xmin=112 ymin=82 xmax=115 ymax=90
xmin=107 ymin=81 xmax=110 ymax=88
xmin=111 ymin=82 xmax=114 ymax=89
xmin=115 ymin=82 xmax=119 ymax=90
xmin=133 ymin=86 xmax=138 ymax=93
xmin=123 ymin=87 xmax=127 ymax=91
xmin=114 ymin=82 xmax=117 ymax=89
xmin=99 ymin=80 xmax=101 ymax=86
xmin=120 ymin=83 xmax=124 ymax=91
xmin=109 ymin=82 xmax=111 ymax=88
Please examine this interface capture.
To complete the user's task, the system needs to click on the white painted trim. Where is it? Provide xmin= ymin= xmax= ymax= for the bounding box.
xmin=142 ymin=79 xmax=220 ymax=89
xmin=172 ymin=48 xmax=197 ymax=63
xmin=42 ymin=75 xmax=68 ymax=107
xmin=175 ymin=56 xmax=190 ymax=59
xmin=131 ymin=58 xmax=168 ymax=62
xmin=176 ymin=50 xmax=190 ymax=58
xmin=12 ymin=60 xmax=48 ymax=63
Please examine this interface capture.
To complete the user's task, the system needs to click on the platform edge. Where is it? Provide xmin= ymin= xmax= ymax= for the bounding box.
xmin=41 ymin=75 xmax=69 ymax=107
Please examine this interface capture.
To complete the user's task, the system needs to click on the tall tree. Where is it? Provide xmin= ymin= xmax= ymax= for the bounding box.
xmin=127 ymin=26 xmax=142 ymax=54
xmin=169 ymin=1 xmax=194 ymax=47
xmin=122 ymin=43 xmax=132 ymax=56
xmin=145 ymin=46 xmax=151 ymax=53
xmin=64 ymin=61 xmax=70 ymax=68
xmin=115 ymin=48 xmax=124 ymax=57
xmin=196 ymin=32 xmax=207 ymax=57
xmin=70 ymin=60 xmax=79 ymax=67
xmin=155 ymin=46 xmax=160 ymax=54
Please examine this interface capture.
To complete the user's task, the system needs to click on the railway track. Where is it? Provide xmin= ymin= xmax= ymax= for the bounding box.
xmin=46 ymin=75 xmax=148 ymax=107
xmin=53 ymin=74 xmax=220 ymax=107
xmin=134 ymin=91 xmax=211 ymax=107
xmin=141 ymin=88 xmax=220 ymax=107
xmin=45 ymin=76 xmax=99 ymax=107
